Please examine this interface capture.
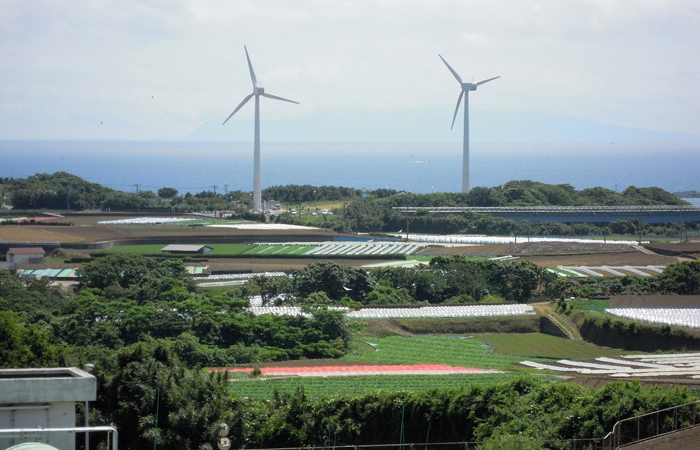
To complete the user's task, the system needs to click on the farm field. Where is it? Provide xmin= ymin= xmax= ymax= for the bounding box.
xmin=216 ymin=334 xmax=634 ymax=400
xmin=480 ymin=333 xmax=625 ymax=359
xmin=224 ymin=372 xmax=533 ymax=400
xmin=341 ymin=335 xmax=527 ymax=370
xmin=2 ymin=213 xmax=690 ymax=273
xmin=217 ymin=335 xmax=563 ymax=400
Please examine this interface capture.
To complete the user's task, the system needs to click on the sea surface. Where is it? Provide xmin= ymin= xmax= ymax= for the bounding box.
xmin=2 ymin=140 xmax=699 ymax=196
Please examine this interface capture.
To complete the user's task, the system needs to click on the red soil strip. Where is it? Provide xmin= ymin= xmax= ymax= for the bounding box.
xmin=11 ymin=216 xmax=58 ymax=222
xmin=213 ymin=364 xmax=493 ymax=377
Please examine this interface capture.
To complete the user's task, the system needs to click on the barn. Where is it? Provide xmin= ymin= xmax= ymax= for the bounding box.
xmin=161 ymin=244 xmax=213 ymax=254
xmin=7 ymin=247 xmax=46 ymax=264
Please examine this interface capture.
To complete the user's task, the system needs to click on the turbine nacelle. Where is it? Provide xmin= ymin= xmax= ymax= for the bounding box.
xmin=253 ymin=86 xmax=265 ymax=95
xmin=462 ymin=83 xmax=478 ymax=91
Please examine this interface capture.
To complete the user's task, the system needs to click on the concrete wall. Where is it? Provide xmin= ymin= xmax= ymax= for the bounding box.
xmin=0 ymin=368 xmax=96 ymax=450
xmin=0 ymin=402 xmax=74 ymax=449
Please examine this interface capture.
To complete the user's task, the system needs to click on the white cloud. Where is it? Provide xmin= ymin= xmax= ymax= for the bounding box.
xmin=0 ymin=0 xmax=698 ymax=141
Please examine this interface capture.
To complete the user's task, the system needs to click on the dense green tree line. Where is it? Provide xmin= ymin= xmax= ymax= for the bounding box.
xmin=1 ymin=256 xmax=697 ymax=372
xmin=2 ymin=255 xmax=700 ymax=447
xmin=547 ymin=260 xmax=700 ymax=299
xmin=4 ymin=173 xmax=370 ymax=212
xmin=236 ymin=377 xmax=695 ymax=448
xmin=273 ymin=183 xmax=696 ymax=235
xmin=91 ymin=347 xmax=699 ymax=449
xmin=262 ymin=184 xmax=360 ymax=204
xmin=5 ymin=172 xmax=691 ymax=211
xmin=7 ymin=172 xmax=110 ymax=210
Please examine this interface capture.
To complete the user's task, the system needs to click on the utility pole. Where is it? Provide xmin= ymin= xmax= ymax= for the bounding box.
xmin=133 ymin=184 xmax=140 ymax=213
xmin=404 ymin=193 xmax=410 ymax=241
xmin=211 ymin=185 xmax=218 ymax=195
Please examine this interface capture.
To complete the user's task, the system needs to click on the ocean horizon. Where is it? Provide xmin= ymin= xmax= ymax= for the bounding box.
xmin=2 ymin=140 xmax=699 ymax=196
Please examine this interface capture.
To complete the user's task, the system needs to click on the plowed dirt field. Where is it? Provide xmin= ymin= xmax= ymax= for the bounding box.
xmin=3 ymin=213 xmax=696 ymax=270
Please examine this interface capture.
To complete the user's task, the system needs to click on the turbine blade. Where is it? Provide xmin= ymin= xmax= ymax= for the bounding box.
xmin=244 ymin=45 xmax=257 ymax=87
xmin=476 ymin=76 xmax=501 ymax=86
xmin=439 ymin=54 xmax=462 ymax=84
xmin=262 ymin=92 xmax=299 ymax=104
xmin=451 ymin=90 xmax=464 ymax=130
xmin=222 ymin=94 xmax=253 ymax=125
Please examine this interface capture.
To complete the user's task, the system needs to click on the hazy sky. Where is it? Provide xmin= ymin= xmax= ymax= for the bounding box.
xmin=1 ymin=0 xmax=699 ymax=142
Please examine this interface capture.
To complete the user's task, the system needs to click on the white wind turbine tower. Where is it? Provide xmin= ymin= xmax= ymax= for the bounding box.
xmin=439 ymin=54 xmax=499 ymax=193
xmin=223 ymin=46 xmax=298 ymax=212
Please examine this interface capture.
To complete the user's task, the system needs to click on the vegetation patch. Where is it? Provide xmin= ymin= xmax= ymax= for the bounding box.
xmin=568 ymin=309 xmax=700 ymax=352
xmin=342 ymin=335 xmax=527 ymax=370
xmin=365 ymin=316 xmax=541 ymax=335
xmin=480 ymin=333 xmax=625 ymax=359
xmin=226 ymin=372 xmax=531 ymax=400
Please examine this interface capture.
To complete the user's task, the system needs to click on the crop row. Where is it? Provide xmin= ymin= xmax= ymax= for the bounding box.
xmin=227 ymin=372 xmax=532 ymax=400
xmin=343 ymin=336 xmax=525 ymax=370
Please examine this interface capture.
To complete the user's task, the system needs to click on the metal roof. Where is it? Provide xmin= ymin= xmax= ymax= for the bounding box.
xmin=8 ymin=247 xmax=45 ymax=254
xmin=161 ymin=244 xmax=212 ymax=252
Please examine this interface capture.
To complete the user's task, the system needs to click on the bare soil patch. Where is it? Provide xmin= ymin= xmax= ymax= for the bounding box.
xmin=0 ymin=214 xmax=338 ymax=244
xmin=420 ymin=242 xmax=678 ymax=267
xmin=2 ymin=214 xmax=691 ymax=270
xmin=609 ymin=295 xmax=700 ymax=308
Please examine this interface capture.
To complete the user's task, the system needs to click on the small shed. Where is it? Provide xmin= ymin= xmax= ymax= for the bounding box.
xmin=7 ymin=247 xmax=46 ymax=264
xmin=161 ymin=244 xmax=213 ymax=254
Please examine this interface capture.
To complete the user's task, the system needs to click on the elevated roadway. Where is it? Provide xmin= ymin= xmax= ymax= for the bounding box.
xmin=393 ymin=205 xmax=700 ymax=224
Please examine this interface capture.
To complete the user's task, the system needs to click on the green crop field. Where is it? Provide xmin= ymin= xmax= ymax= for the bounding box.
xmin=342 ymin=335 xmax=526 ymax=370
xmin=226 ymin=372 xmax=541 ymax=400
xmin=548 ymin=267 xmax=581 ymax=277
xmin=222 ymin=335 xmax=571 ymax=400
xmin=241 ymin=244 xmax=318 ymax=255
xmin=480 ymin=333 xmax=625 ymax=359
xmin=220 ymin=334 xmax=629 ymax=400
xmin=568 ymin=299 xmax=611 ymax=311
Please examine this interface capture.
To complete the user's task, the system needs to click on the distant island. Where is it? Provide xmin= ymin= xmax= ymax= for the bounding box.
xmin=2 ymin=172 xmax=698 ymax=238
xmin=674 ymin=190 xmax=700 ymax=198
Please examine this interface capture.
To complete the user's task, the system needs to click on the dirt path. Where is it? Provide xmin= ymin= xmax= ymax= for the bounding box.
xmin=532 ymin=302 xmax=582 ymax=340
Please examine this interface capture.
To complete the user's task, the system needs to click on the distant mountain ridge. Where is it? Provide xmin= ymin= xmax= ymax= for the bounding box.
xmin=188 ymin=108 xmax=700 ymax=143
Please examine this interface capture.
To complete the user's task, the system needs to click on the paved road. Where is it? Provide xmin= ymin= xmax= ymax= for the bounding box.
xmin=620 ymin=424 xmax=700 ymax=449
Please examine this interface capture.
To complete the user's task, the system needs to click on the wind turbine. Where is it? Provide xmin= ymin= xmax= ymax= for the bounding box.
xmin=439 ymin=54 xmax=499 ymax=193
xmin=223 ymin=46 xmax=298 ymax=212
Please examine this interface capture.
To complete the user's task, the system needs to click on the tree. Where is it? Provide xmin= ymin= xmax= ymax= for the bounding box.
xmin=657 ymin=261 xmax=700 ymax=295
xmin=157 ymin=187 xmax=179 ymax=199
xmin=101 ymin=340 xmax=234 ymax=449
xmin=309 ymin=308 xmax=351 ymax=351
xmin=77 ymin=254 xmax=194 ymax=294
xmin=293 ymin=262 xmax=375 ymax=301
xmin=0 ymin=311 xmax=58 ymax=367
xmin=248 ymin=275 xmax=291 ymax=306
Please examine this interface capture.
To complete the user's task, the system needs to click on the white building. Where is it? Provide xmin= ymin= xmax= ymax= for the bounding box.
xmin=0 ymin=368 xmax=95 ymax=450
xmin=6 ymin=248 xmax=46 ymax=265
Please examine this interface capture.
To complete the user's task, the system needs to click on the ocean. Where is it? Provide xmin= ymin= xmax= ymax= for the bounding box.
xmin=1 ymin=140 xmax=699 ymax=197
